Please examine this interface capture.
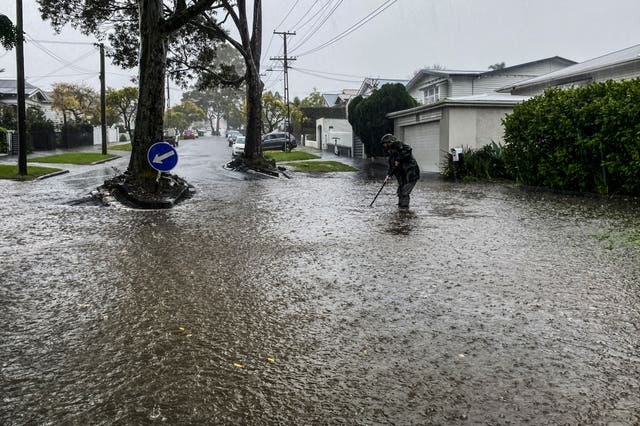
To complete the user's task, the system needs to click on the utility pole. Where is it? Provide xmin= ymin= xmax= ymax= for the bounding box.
xmin=98 ymin=43 xmax=107 ymax=155
xmin=16 ymin=0 xmax=27 ymax=175
xmin=270 ymin=31 xmax=295 ymax=151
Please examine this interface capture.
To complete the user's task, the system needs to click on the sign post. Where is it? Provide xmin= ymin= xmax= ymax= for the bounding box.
xmin=148 ymin=142 xmax=179 ymax=173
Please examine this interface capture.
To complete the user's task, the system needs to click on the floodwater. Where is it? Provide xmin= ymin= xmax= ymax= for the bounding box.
xmin=1 ymin=137 xmax=639 ymax=425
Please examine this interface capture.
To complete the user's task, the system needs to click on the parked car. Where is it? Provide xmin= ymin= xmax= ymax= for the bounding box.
xmin=196 ymin=128 xmax=206 ymax=136
xmin=227 ymin=130 xmax=241 ymax=146
xmin=261 ymin=132 xmax=297 ymax=151
xmin=232 ymin=136 xmax=246 ymax=157
xmin=163 ymin=128 xmax=178 ymax=147
xmin=182 ymin=129 xmax=196 ymax=140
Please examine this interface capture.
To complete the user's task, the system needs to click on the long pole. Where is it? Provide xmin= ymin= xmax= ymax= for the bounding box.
xmin=369 ymin=180 xmax=387 ymax=207
xmin=271 ymin=31 xmax=295 ymax=150
xmin=99 ymin=43 xmax=107 ymax=155
xmin=16 ymin=0 xmax=27 ymax=175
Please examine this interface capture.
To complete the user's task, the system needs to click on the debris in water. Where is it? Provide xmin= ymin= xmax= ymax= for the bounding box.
xmin=267 ymin=357 xmax=275 ymax=363
xmin=234 ymin=363 xmax=244 ymax=368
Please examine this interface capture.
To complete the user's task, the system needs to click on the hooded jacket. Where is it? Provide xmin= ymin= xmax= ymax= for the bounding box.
xmin=385 ymin=140 xmax=420 ymax=184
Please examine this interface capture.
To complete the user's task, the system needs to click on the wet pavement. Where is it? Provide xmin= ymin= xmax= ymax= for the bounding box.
xmin=1 ymin=136 xmax=640 ymax=425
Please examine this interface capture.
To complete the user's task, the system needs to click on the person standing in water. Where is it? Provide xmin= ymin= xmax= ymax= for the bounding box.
xmin=381 ymin=133 xmax=420 ymax=209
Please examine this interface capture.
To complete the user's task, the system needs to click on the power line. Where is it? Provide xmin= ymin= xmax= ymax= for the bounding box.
xmin=288 ymin=0 xmax=344 ymax=53
xmin=274 ymin=0 xmax=301 ymax=31
xmin=290 ymin=0 xmax=324 ymax=32
xmin=291 ymin=67 xmax=362 ymax=84
xmin=294 ymin=0 xmax=397 ymax=57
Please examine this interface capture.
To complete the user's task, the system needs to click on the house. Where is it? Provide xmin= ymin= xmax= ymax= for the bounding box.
xmin=497 ymin=43 xmax=640 ymax=96
xmin=0 ymin=79 xmax=55 ymax=121
xmin=310 ymin=78 xmax=412 ymax=158
xmin=389 ymin=58 xmax=576 ymax=172
xmin=322 ymin=89 xmax=359 ymax=107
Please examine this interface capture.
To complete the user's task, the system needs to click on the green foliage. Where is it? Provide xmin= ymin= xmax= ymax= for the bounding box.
xmin=442 ymin=142 xmax=509 ymax=180
xmin=0 ymin=164 xmax=62 ymax=180
xmin=280 ymin=161 xmax=358 ymax=172
xmin=28 ymin=152 xmax=117 ymax=164
xmin=264 ymin=151 xmax=321 ymax=162
xmin=503 ymin=78 xmax=640 ymax=195
xmin=165 ymin=101 xmax=205 ymax=131
xmin=300 ymin=89 xmax=326 ymax=107
xmin=0 ymin=14 xmax=18 ymax=49
xmin=0 ymin=127 xmax=7 ymax=153
xmin=347 ymin=84 xmax=418 ymax=157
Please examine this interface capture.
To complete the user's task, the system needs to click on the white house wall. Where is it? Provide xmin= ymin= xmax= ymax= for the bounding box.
xmin=448 ymin=76 xmax=475 ymax=98
xmin=316 ymin=118 xmax=352 ymax=150
xmin=446 ymin=106 xmax=512 ymax=149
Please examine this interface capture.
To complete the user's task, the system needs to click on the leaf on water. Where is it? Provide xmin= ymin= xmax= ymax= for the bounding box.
xmin=267 ymin=357 xmax=275 ymax=363
xmin=233 ymin=363 xmax=244 ymax=368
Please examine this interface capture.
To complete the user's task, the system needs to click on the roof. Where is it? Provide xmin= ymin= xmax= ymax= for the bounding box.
xmin=497 ymin=44 xmax=640 ymax=92
xmin=407 ymin=57 xmax=576 ymax=91
xmin=0 ymin=79 xmax=51 ymax=102
xmin=357 ymin=77 xmax=409 ymax=95
xmin=0 ymin=79 xmax=41 ymax=96
xmin=387 ymin=93 xmax=529 ymax=118
xmin=406 ymin=69 xmax=485 ymax=91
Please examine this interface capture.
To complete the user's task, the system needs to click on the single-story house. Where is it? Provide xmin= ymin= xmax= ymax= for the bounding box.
xmin=497 ymin=43 xmax=640 ymax=95
xmin=389 ymin=57 xmax=576 ymax=172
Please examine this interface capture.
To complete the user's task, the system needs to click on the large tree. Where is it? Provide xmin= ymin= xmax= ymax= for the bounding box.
xmin=348 ymin=83 xmax=418 ymax=157
xmin=50 ymin=82 xmax=100 ymax=125
xmin=0 ymin=14 xmax=17 ymax=49
xmin=183 ymin=85 xmax=243 ymax=135
xmin=106 ymin=86 xmax=138 ymax=141
xmin=38 ymin=0 xmax=263 ymax=181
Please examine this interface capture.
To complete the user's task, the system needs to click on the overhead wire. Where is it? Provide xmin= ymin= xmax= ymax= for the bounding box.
xmin=294 ymin=0 xmax=397 ymax=57
xmin=274 ymin=0 xmax=301 ymax=31
xmin=290 ymin=67 xmax=363 ymax=84
xmin=290 ymin=0 xmax=324 ymax=32
xmin=288 ymin=0 xmax=344 ymax=53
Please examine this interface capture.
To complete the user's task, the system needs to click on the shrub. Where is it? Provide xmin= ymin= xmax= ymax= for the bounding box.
xmin=503 ymin=78 xmax=640 ymax=196
xmin=442 ymin=141 xmax=509 ymax=180
xmin=0 ymin=127 xmax=7 ymax=153
xmin=119 ymin=133 xmax=129 ymax=142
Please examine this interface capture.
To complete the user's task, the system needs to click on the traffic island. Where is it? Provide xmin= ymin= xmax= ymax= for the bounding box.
xmin=96 ymin=171 xmax=194 ymax=209
xmin=225 ymin=156 xmax=283 ymax=178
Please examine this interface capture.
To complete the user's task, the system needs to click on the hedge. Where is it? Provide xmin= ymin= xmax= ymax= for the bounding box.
xmin=503 ymin=78 xmax=640 ymax=196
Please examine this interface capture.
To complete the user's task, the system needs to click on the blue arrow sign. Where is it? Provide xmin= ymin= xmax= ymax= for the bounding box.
xmin=147 ymin=142 xmax=178 ymax=172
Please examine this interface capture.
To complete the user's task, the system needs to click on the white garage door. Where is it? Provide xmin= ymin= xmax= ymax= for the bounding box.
xmin=403 ymin=122 xmax=441 ymax=173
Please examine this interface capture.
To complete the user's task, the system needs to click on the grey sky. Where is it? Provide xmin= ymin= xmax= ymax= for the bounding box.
xmin=2 ymin=0 xmax=640 ymax=101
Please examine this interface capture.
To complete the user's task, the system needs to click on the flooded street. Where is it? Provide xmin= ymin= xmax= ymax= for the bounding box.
xmin=1 ymin=136 xmax=639 ymax=425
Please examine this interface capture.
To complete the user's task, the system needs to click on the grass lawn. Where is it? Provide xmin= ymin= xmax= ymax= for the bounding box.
xmin=280 ymin=160 xmax=358 ymax=172
xmin=28 ymin=152 xmax=118 ymax=164
xmin=110 ymin=143 xmax=132 ymax=151
xmin=264 ymin=151 xmax=321 ymax=162
xmin=0 ymin=164 xmax=63 ymax=180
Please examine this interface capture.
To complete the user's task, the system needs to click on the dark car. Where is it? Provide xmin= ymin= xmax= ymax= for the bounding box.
xmin=261 ymin=132 xmax=297 ymax=151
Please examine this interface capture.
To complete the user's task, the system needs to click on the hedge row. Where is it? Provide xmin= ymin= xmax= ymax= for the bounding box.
xmin=503 ymin=78 xmax=640 ymax=196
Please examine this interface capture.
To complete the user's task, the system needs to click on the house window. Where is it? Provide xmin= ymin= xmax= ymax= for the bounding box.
xmin=423 ymin=85 xmax=440 ymax=104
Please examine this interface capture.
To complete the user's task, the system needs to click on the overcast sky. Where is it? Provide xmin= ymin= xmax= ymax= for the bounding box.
xmin=1 ymin=0 xmax=640 ymax=101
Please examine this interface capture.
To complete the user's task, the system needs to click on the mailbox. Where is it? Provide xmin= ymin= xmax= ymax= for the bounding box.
xmin=451 ymin=147 xmax=463 ymax=162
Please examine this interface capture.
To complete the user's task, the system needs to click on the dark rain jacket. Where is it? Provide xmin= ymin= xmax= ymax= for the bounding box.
xmin=385 ymin=140 xmax=420 ymax=184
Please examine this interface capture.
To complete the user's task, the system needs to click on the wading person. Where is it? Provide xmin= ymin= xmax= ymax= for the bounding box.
xmin=381 ymin=133 xmax=420 ymax=209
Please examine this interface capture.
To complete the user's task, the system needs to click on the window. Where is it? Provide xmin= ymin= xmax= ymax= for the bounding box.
xmin=423 ymin=85 xmax=440 ymax=104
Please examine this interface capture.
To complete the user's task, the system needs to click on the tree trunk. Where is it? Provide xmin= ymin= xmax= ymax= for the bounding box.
xmin=242 ymin=0 xmax=262 ymax=159
xmin=129 ymin=0 xmax=166 ymax=177
xmin=243 ymin=68 xmax=263 ymax=159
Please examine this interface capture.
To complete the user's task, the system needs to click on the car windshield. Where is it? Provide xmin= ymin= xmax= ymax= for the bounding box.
xmin=235 ymin=137 xmax=245 ymax=144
